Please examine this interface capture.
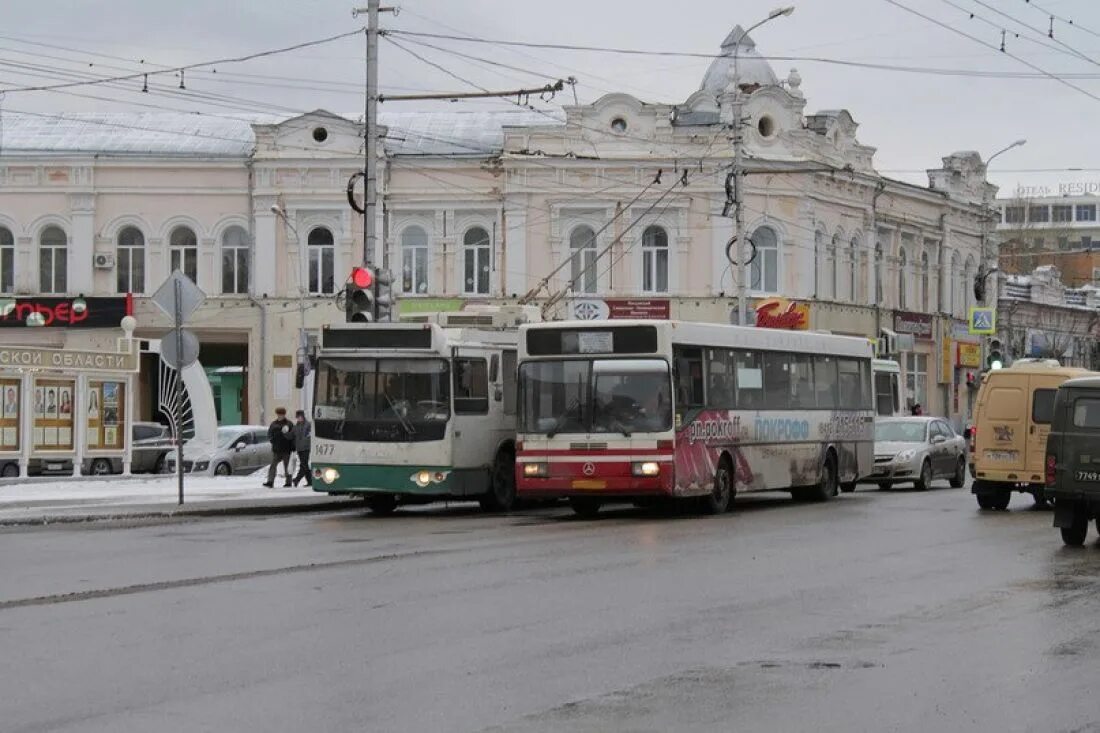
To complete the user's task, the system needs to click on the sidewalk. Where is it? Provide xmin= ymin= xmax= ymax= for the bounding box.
xmin=0 ymin=472 xmax=359 ymax=525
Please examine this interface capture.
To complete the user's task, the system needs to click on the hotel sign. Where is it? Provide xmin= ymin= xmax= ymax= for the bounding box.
xmin=1015 ymin=182 xmax=1100 ymax=198
xmin=0 ymin=344 xmax=138 ymax=372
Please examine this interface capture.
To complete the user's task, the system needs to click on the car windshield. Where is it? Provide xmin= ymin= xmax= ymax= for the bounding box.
xmin=875 ymin=421 xmax=927 ymax=443
xmin=519 ymin=358 xmax=672 ymax=436
xmin=313 ymin=357 xmax=450 ymax=442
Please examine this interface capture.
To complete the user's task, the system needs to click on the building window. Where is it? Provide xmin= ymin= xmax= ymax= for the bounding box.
xmin=308 ymin=226 xmax=336 ymax=295
xmin=906 ymin=352 xmax=928 ymax=410
xmin=462 ymin=226 xmax=491 ymax=295
xmin=221 ymin=226 xmax=250 ymax=295
xmin=116 ymin=226 xmax=145 ymax=294
xmin=749 ymin=225 xmax=779 ymax=294
xmin=39 ymin=225 xmax=67 ymax=294
xmin=641 ymin=225 xmax=669 ymax=293
xmin=1053 ymin=205 xmax=1073 ymax=222
xmin=400 ymin=225 xmax=428 ymax=294
xmin=168 ymin=225 xmax=198 ymax=283
xmin=849 ymin=235 xmax=860 ymax=302
xmin=874 ymin=242 xmax=884 ymax=304
xmin=1083 ymin=235 xmax=1094 ymax=250
xmin=814 ymin=230 xmax=825 ymax=297
xmin=919 ymin=251 xmax=929 ymax=312
xmin=0 ymin=226 xmax=14 ymax=294
xmin=1058 ymin=235 xmax=1070 ymax=250
xmin=1076 ymin=204 xmax=1096 ymax=222
xmin=949 ymin=252 xmax=960 ymax=316
xmin=823 ymin=232 xmax=838 ymax=300
xmin=897 ymin=247 xmax=908 ymax=310
xmin=1004 ymin=206 xmax=1025 ymax=224
xmin=963 ymin=255 xmax=976 ymax=313
xmin=569 ymin=225 xmax=598 ymax=294
xmin=1028 ymin=206 xmax=1049 ymax=223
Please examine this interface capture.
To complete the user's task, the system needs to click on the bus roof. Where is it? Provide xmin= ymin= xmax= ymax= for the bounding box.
xmin=521 ymin=320 xmax=873 ymax=359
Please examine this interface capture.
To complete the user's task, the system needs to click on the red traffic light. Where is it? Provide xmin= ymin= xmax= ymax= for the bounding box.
xmin=351 ymin=267 xmax=373 ymax=289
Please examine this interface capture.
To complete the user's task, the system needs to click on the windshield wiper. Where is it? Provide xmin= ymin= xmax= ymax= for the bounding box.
xmin=382 ymin=391 xmax=416 ymax=438
xmin=610 ymin=417 xmax=632 ymax=438
xmin=546 ymin=396 xmax=581 ymax=439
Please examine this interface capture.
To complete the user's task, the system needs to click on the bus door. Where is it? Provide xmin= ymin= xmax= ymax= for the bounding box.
xmin=451 ymin=351 xmax=501 ymax=490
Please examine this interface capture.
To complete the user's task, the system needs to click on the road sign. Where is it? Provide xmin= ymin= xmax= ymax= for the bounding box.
xmin=968 ymin=307 xmax=996 ymax=335
xmin=159 ymin=328 xmax=200 ymax=370
xmin=152 ymin=270 xmax=206 ymax=322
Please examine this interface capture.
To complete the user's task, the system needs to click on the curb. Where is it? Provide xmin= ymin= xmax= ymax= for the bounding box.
xmin=0 ymin=498 xmax=362 ymax=527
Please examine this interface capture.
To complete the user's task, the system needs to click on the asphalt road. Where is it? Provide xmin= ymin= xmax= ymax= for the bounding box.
xmin=3 ymin=481 xmax=1099 ymax=733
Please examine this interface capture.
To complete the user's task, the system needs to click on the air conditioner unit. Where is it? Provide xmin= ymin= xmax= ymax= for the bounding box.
xmin=93 ymin=252 xmax=115 ymax=269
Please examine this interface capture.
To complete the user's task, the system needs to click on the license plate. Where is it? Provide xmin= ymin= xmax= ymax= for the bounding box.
xmin=1075 ymin=471 xmax=1100 ymax=482
xmin=572 ymin=479 xmax=606 ymax=490
xmin=984 ymin=450 xmax=1018 ymax=461
xmin=46 ymin=463 xmax=62 ymax=471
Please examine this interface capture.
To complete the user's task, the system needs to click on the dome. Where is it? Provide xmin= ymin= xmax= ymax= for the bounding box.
xmin=699 ymin=26 xmax=779 ymax=95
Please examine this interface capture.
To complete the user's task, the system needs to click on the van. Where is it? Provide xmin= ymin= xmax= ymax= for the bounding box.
xmin=970 ymin=360 xmax=1097 ymax=510
xmin=1046 ymin=376 xmax=1100 ymax=545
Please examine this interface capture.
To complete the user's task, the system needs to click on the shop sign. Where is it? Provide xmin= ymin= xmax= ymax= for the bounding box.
xmin=397 ymin=298 xmax=466 ymax=315
xmin=0 ymin=344 xmax=138 ymax=372
xmin=952 ymin=321 xmax=980 ymax=343
xmin=940 ymin=338 xmax=954 ymax=384
xmin=605 ymin=299 xmax=670 ymax=320
xmin=754 ymin=298 xmax=809 ymax=330
xmin=957 ymin=343 xmax=982 ymax=368
xmin=0 ymin=297 xmax=131 ymax=329
xmin=893 ymin=311 xmax=933 ymax=340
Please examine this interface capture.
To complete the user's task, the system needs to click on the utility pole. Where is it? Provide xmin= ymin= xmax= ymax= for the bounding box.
xmin=353 ymin=0 xmax=386 ymax=269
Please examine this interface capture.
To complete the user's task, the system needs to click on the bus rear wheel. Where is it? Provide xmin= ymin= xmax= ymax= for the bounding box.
xmin=480 ymin=449 xmax=517 ymax=512
xmin=700 ymin=459 xmax=733 ymax=514
xmin=364 ymin=494 xmax=397 ymax=516
xmin=569 ymin=497 xmax=601 ymax=518
xmin=801 ymin=453 xmax=838 ymax=502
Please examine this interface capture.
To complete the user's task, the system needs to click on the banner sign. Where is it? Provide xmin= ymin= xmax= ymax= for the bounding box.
xmin=605 ymin=299 xmax=670 ymax=320
xmin=957 ymin=343 xmax=982 ymax=368
xmin=754 ymin=298 xmax=810 ymax=330
xmin=893 ymin=311 xmax=933 ymax=340
xmin=0 ymin=297 xmax=131 ymax=329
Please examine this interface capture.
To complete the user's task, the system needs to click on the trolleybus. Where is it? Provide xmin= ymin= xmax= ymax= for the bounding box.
xmin=311 ymin=310 xmax=532 ymax=514
xmin=515 ymin=320 xmax=875 ymax=516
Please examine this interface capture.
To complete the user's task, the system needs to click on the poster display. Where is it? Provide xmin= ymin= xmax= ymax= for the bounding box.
xmin=0 ymin=379 xmax=19 ymax=451
xmin=33 ymin=378 xmax=74 ymax=451
xmin=86 ymin=380 xmax=125 ymax=451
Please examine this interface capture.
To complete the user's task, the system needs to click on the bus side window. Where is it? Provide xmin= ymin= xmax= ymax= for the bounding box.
xmin=706 ymin=348 xmax=736 ymax=409
xmin=454 ymin=358 xmax=489 ymax=414
xmin=501 ymin=351 xmax=517 ymax=416
xmin=815 ymin=356 xmax=838 ymax=410
xmin=764 ymin=352 xmax=791 ymax=410
xmin=673 ymin=346 xmax=705 ymax=412
xmin=789 ymin=354 xmax=815 ymax=409
xmin=839 ymin=359 xmax=864 ymax=411
xmin=734 ymin=350 xmax=763 ymax=410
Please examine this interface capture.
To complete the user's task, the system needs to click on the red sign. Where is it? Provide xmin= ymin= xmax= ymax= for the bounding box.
xmin=0 ymin=297 xmax=132 ymax=328
xmin=605 ymin=299 xmax=670 ymax=320
xmin=754 ymin=299 xmax=810 ymax=330
xmin=893 ymin=311 xmax=933 ymax=340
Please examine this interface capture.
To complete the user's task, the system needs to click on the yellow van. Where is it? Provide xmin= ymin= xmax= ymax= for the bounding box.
xmin=971 ymin=360 xmax=1097 ymax=510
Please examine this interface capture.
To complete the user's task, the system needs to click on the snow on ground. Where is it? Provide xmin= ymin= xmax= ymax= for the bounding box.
xmin=0 ymin=470 xmax=319 ymax=511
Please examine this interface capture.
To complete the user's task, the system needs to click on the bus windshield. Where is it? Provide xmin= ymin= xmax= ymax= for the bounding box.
xmin=519 ymin=358 xmax=672 ymax=436
xmin=314 ymin=357 xmax=450 ymax=442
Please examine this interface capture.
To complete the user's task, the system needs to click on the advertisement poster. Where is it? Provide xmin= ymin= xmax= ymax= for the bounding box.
xmin=103 ymin=383 xmax=118 ymax=407
xmin=87 ymin=388 xmax=100 ymax=420
xmin=46 ymin=388 xmax=57 ymax=419
xmin=3 ymin=385 xmax=18 ymax=419
xmin=0 ymin=380 xmax=18 ymax=451
xmin=34 ymin=387 xmax=44 ymax=418
xmin=59 ymin=387 xmax=72 ymax=417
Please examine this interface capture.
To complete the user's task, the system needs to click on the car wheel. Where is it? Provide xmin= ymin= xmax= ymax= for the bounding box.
xmin=214 ymin=462 xmax=232 ymax=476
xmin=153 ymin=455 xmax=166 ymax=474
xmin=1061 ymin=511 xmax=1089 ymax=546
xmin=90 ymin=458 xmax=113 ymax=476
xmin=1 ymin=462 xmax=18 ymax=478
xmin=949 ymin=457 xmax=966 ymax=489
xmin=914 ymin=459 xmax=933 ymax=492
xmin=840 ymin=482 xmax=857 ymax=494
xmin=987 ymin=491 xmax=1011 ymax=511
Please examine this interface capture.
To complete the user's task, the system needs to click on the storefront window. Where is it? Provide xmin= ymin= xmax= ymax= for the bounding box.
xmin=906 ymin=353 xmax=928 ymax=411
xmin=87 ymin=380 xmax=126 ymax=450
xmin=33 ymin=378 xmax=75 ymax=451
xmin=0 ymin=379 xmax=20 ymax=451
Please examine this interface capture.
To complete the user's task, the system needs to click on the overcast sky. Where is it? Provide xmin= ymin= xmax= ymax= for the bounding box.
xmin=3 ymin=0 xmax=1100 ymax=194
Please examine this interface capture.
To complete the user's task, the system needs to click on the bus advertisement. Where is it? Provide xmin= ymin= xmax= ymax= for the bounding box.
xmin=515 ymin=320 xmax=875 ymax=517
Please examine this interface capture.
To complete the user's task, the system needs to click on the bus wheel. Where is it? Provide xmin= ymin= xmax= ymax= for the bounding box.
xmin=700 ymin=460 xmax=733 ymax=515
xmin=480 ymin=449 xmax=517 ymax=512
xmin=805 ymin=454 xmax=838 ymax=502
xmin=569 ymin=497 xmax=601 ymax=518
xmin=1061 ymin=511 xmax=1088 ymax=546
xmin=364 ymin=494 xmax=397 ymax=516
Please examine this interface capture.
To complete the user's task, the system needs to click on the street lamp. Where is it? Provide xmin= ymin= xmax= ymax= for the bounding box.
xmin=734 ymin=6 xmax=796 ymax=327
xmin=271 ymin=204 xmax=310 ymax=412
xmin=977 ymin=139 xmax=1027 ymax=302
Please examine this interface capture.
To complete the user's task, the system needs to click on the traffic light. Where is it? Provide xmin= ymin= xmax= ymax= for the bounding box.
xmin=987 ymin=337 xmax=1004 ymax=370
xmin=373 ymin=268 xmax=394 ymax=322
xmin=345 ymin=266 xmax=375 ymax=323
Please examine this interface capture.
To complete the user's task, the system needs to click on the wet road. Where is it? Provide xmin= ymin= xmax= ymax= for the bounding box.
xmin=2 ymin=483 xmax=1099 ymax=733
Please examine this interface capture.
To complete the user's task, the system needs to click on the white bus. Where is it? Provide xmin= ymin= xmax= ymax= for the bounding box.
xmin=310 ymin=314 xmax=527 ymax=514
xmin=515 ymin=320 xmax=875 ymax=517
xmin=873 ymin=358 xmax=903 ymax=417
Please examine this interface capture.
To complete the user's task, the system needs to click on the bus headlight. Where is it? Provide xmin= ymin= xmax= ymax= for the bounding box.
xmin=320 ymin=468 xmax=340 ymax=484
xmin=414 ymin=470 xmax=432 ymax=487
xmin=522 ymin=462 xmax=548 ymax=478
xmin=632 ymin=461 xmax=661 ymax=477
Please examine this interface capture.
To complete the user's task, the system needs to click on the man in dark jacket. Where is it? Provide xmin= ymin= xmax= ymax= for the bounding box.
xmin=291 ymin=410 xmax=312 ymax=487
xmin=264 ymin=407 xmax=294 ymax=488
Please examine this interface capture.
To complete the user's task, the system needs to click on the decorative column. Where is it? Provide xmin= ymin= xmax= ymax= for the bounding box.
xmin=252 ymin=196 xmax=278 ymax=297
xmin=68 ymin=193 xmax=96 ymax=295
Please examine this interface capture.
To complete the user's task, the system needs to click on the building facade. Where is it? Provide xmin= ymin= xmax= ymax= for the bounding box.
xmin=0 ymin=26 xmax=993 ymax=428
xmin=996 ymin=192 xmax=1100 ymax=287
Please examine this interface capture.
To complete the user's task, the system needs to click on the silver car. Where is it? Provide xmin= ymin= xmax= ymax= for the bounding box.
xmin=869 ymin=416 xmax=968 ymax=491
xmin=165 ymin=425 xmax=272 ymax=477
xmin=82 ymin=422 xmax=174 ymax=476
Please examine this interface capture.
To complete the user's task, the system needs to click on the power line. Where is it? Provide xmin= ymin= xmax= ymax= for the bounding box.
xmin=1022 ymin=0 xmax=1100 ymax=41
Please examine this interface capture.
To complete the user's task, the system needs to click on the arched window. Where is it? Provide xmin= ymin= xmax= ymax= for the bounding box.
xmin=897 ymin=247 xmax=908 ymax=310
xmin=874 ymin=241 xmax=884 ymax=304
xmin=569 ymin=225 xmax=597 ymax=294
xmin=221 ymin=226 xmax=250 ymax=295
xmin=39 ymin=225 xmax=67 ymax=294
xmin=400 ymin=225 xmax=428 ymax=294
xmin=919 ymin=250 xmax=930 ymax=312
xmin=749 ymin=225 xmax=779 ymax=293
xmin=116 ymin=227 xmax=145 ymax=294
xmin=168 ymin=225 xmax=198 ymax=283
xmin=825 ymin=232 xmax=839 ymax=300
xmin=0 ymin=226 xmax=14 ymax=294
xmin=814 ymin=230 xmax=825 ymax=297
xmin=641 ymin=225 xmax=669 ymax=293
xmin=462 ymin=226 xmax=491 ymax=295
xmin=948 ymin=252 xmax=960 ymax=315
xmin=963 ymin=255 xmax=976 ymax=314
xmin=849 ymin=235 xmax=860 ymax=302
xmin=308 ymin=226 xmax=336 ymax=295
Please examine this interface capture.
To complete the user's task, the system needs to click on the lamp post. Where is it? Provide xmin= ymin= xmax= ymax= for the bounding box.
xmin=734 ymin=6 xmax=795 ymax=327
xmin=978 ymin=139 xmax=1027 ymax=301
xmin=270 ymin=205 xmax=309 ymax=413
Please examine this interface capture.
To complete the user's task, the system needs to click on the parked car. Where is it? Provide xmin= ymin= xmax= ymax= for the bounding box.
xmin=0 ymin=457 xmax=74 ymax=478
xmin=1045 ymin=376 xmax=1100 ymax=545
xmin=164 ymin=425 xmax=272 ymax=477
xmin=82 ymin=422 xmax=174 ymax=476
xmin=868 ymin=416 xmax=968 ymax=491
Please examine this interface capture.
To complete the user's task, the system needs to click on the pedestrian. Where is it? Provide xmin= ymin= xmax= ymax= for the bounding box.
xmin=263 ymin=407 xmax=294 ymax=488
xmin=911 ymin=403 xmax=923 ymax=416
xmin=291 ymin=409 xmax=312 ymax=487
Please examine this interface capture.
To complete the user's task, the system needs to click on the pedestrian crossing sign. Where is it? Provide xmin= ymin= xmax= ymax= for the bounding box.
xmin=968 ymin=307 xmax=996 ymax=335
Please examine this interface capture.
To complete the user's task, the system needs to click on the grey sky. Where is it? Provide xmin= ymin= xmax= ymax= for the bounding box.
xmin=3 ymin=0 xmax=1099 ymax=193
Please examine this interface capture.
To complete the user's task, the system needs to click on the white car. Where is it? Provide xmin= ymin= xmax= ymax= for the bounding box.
xmin=869 ymin=416 xmax=968 ymax=491
xmin=165 ymin=425 xmax=273 ymax=477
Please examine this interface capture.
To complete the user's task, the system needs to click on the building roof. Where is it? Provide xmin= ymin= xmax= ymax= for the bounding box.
xmin=698 ymin=26 xmax=779 ymax=95
xmin=0 ymin=109 xmax=564 ymax=158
